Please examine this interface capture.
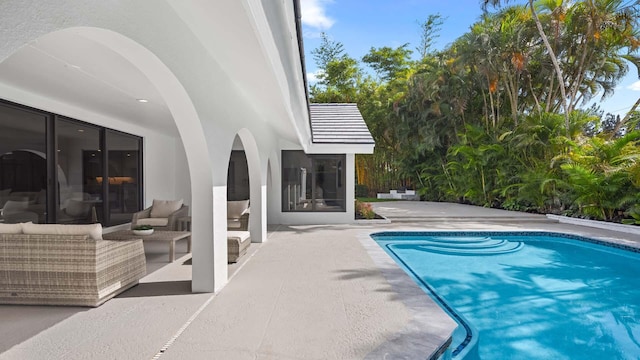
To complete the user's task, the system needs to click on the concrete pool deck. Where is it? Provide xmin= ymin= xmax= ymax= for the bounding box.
xmin=2 ymin=201 xmax=640 ymax=359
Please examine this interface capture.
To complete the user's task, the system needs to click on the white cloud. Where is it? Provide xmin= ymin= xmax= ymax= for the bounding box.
xmin=306 ymin=70 xmax=324 ymax=84
xmin=300 ymin=0 xmax=335 ymax=30
xmin=303 ymin=29 xmax=324 ymax=39
xmin=628 ymin=80 xmax=640 ymax=91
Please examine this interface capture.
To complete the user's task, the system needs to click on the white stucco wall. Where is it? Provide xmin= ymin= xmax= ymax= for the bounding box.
xmin=173 ymin=140 xmax=192 ymax=209
xmin=143 ymin=134 xmax=180 ymax=208
xmin=0 ymin=0 xmax=367 ymax=292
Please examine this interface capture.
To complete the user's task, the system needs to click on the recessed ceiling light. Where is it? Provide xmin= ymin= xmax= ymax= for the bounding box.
xmin=77 ymin=129 xmax=84 ymax=132
xmin=136 ymin=99 xmax=148 ymax=103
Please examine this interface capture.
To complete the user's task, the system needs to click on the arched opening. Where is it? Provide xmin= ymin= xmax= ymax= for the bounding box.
xmin=235 ymin=128 xmax=266 ymax=244
xmin=0 ymin=27 xmax=219 ymax=292
xmin=227 ymin=136 xmax=250 ymax=203
xmin=69 ymin=28 xmax=218 ymax=292
xmin=225 ymin=129 xmax=265 ymax=267
xmin=226 ymin=135 xmax=251 ymax=266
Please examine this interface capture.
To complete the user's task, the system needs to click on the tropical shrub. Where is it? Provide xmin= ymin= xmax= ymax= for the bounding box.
xmin=355 ymin=200 xmax=376 ymax=219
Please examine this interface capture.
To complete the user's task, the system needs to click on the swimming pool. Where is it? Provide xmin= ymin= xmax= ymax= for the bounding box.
xmin=372 ymin=231 xmax=640 ymax=360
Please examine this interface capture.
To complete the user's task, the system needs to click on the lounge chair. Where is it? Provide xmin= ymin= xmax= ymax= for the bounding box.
xmin=227 ymin=200 xmax=249 ymax=231
xmin=131 ymin=199 xmax=189 ymax=231
xmin=227 ymin=200 xmax=250 ymax=262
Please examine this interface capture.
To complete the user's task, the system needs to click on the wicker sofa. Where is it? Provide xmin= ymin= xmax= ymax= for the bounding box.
xmin=0 ymin=223 xmax=146 ymax=307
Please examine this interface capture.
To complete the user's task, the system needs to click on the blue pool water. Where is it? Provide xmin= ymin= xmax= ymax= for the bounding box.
xmin=372 ymin=232 xmax=640 ymax=360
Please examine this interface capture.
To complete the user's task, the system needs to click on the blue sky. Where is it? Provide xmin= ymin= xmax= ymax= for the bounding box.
xmin=300 ymin=0 xmax=640 ymax=117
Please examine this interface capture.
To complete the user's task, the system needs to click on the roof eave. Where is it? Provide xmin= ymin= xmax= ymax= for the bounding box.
xmin=307 ymin=142 xmax=375 ymax=154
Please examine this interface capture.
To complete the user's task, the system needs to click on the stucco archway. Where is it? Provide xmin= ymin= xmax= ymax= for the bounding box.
xmin=0 ymin=27 xmax=220 ymax=292
xmin=234 ymin=128 xmax=266 ymax=244
xmin=73 ymin=27 xmax=220 ymax=292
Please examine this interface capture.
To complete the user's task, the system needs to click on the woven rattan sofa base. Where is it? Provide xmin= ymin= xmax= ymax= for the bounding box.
xmin=227 ymin=231 xmax=251 ymax=263
xmin=0 ymin=234 xmax=146 ymax=307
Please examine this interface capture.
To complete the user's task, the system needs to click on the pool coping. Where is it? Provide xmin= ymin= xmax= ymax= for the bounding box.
xmin=358 ymin=230 xmax=457 ymax=360
xmin=547 ymin=214 xmax=640 ymax=235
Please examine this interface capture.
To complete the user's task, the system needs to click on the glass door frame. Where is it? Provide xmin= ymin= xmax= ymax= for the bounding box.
xmin=0 ymin=99 xmax=143 ymax=226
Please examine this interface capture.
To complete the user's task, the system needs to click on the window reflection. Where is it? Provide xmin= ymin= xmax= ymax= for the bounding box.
xmin=56 ymin=119 xmax=101 ymax=224
xmin=282 ymin=151 xmax=345 ymax=212
xmin=0 ymin=100 xmax=143 ymax=226
xmin=105 ymin=131 xmax=141 ymax=226
xmin=0 ymin=106 xmax=47 ymax=223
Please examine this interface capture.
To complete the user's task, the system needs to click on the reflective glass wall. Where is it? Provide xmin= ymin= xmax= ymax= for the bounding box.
xmin=0 ymin=100 xmax=142 ymax=226
xmin=0 ymin=105 xmax=48 ymax=223
xmin=105 ymin=130 xmax=141 ymax=226
xmin=281 ymin=151 xmax=345 ymax=212
xmin=56 ymin=119 xmax=102 ymax=224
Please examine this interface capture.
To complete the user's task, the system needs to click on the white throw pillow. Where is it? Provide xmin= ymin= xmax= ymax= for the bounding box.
xmin=150 ymin=199 xmax=183 ymax=218
xmin=22 ymin=223 xmax=103 ymax=240
xmin=0 ymin=223 xmax=23 ymax=234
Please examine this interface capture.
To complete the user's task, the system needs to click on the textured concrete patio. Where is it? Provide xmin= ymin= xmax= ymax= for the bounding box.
xmin=2 ymin=202 xmax=640 ymax=359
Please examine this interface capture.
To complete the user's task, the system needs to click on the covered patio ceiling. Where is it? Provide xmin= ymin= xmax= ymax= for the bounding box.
xmin=0 ymin=30 xmax=178 ymax=136
xmin=0 ymin=0 xmax=310 ymax=147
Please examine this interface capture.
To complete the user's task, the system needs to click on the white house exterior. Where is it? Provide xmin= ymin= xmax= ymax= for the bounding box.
xmin=0 ymin=1 xmax=374 ymax=292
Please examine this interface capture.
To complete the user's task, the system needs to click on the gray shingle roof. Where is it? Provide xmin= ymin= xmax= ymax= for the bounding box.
xmin=309 ymin=103 xmax=375 ymax=144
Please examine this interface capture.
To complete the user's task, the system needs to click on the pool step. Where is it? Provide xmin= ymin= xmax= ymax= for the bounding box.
xmin=393 ymin=236 xmax=525 ymax=256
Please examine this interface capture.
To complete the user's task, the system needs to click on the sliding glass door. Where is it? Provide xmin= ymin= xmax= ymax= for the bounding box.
xmin=0 ymin=104 xmax=48 ymax=223
xmin=56 ymin=119 xmax=102 ymax=224
xmin=281 ymin=151 xmax=346 ymax=212
xmin=0 ymin=100 xmax=143 ymax=226
xmin=105 ymin=130 xmax=142 ymax=226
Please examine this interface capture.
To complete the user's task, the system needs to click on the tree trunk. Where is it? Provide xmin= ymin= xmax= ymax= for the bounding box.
xmin=611 ymin=97 xmax=640 ymax=138
xmin=529 ymin=0 xmax=571 ymax=134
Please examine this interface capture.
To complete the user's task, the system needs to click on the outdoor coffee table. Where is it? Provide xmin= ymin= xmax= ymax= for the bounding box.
xmin=103 ymin=230 xmax=191 ymax=262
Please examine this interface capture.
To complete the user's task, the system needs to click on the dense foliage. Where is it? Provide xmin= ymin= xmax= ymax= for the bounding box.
xmin=310 ymin=0 xmax=640 ymax=223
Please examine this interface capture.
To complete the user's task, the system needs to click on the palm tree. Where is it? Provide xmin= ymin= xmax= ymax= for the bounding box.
xmin=557 ymin=130 xmax=640 ymax=220
xmin=564 ymin=0 xmax=640 ymax=110
xmin=483 ymin=0 xmax=572 ymax=132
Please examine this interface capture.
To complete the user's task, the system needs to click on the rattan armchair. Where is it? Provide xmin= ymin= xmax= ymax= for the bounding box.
xmin=131 ymin=199 xmax=189 ymax=231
